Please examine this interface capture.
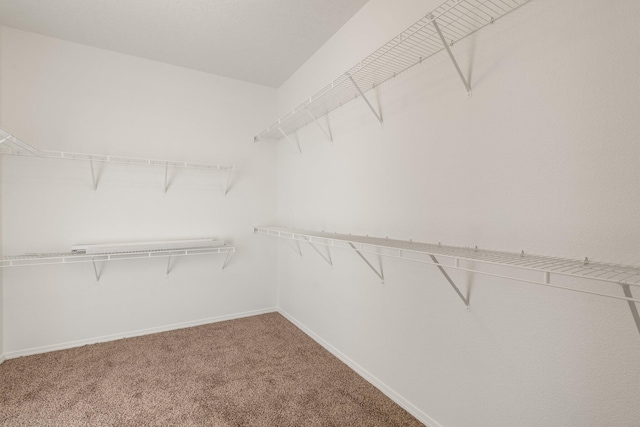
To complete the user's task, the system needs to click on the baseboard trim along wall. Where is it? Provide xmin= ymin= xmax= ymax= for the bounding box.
xmin=4 ymin=307 xmax=441 ymax=426
xmin=277 ymin=308 xmax=443 ymax=427
xmin=4 ymin=307 xmax=278 ymax=360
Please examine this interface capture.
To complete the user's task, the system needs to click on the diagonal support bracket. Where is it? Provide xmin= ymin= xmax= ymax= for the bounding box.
xmin=91 ymin=258 xmax=102 ymax=282
xmin=349 ymin=76 xmax=384 ymax=126
xmin=89 ymin=161 xmax=99 ymax=191
xmin=278 ymin=127 xmax=302 ymax=154
xmin=166 ymin=255 xmax=173 ymax=275
xmin=622 ymin=284 xmax=640 ymax=336
xmin=431 ymin=17 xmax=472 ymax=97
xmin=303 ymin=237 xmax=332 ymax=266
xmin=304 ymin=109 xmax=333 ymax=142
xmin=348 ymin=242 xmax=384 ymax=283
xmin=283 ymin=239 xmax=303 ymax=257
xmin=221 ymin=252 xmax=231 ymax=270
xmin=429 ymin=255 xmax=469 ymax=309
xmin=164 ymin=165 xmax=171 ymax=193
xmin=223 ymin=168 xmax=232 ymax=195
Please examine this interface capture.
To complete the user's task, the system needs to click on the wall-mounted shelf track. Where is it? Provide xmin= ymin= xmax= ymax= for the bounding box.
xmin=0 ymin=128 xmax=234 ymax=194
xmin=0 ymin=239 xmax=235 ymax=281
xmin=254 ymin=226 xmax=640 ymax=310
xmin=254 ymin=0 xmax=530 ymax=149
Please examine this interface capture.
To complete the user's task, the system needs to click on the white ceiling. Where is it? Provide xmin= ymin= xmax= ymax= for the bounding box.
xmin=0 ymin=0 xmax=369 ymax=88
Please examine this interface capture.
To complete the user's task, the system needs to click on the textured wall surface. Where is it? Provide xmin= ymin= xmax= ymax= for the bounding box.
xmin=275 ymin=0 xmax=640 ymax=426
xmin=1 ymin=28 xmax=278 ymax=355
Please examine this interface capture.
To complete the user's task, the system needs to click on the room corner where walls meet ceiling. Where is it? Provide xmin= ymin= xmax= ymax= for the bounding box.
xmin=0 ymin=0 xmax=370 ymax=88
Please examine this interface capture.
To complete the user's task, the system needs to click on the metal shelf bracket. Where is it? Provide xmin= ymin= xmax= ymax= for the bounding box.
xmin=221 ymin=251 xmax=231 ymax=270
xmin=166 ymin=255 xmax=173 ymax=275
xmin=164 ymin=165 xmax=171 ymax=193
xmin=92 ymin=258 xmax=102 ymax=282
xmin=430 ymin=254 xmax=469 ymax=309
xmin=224 ymin=168 xmax=233 ymax=195
xmin=305 ymin=109 xmax=334 ymax=143
xmin=303 ymin=237 xmax=333 ymax=266
xmin=89 ymin=161 xmax=100 ymax=191
xmin=349 ymin=76 xmax=384 ymax=126
xmin=431 ymin=16 xmax=472 ymax=97
xmin=286 ymin=240 xmax=303 ymax=257
xmin=623 ymin=285 xmax=640 ymax=335
xmin=348 ymin=242 xmax=384 ymax=283
xmin=278 ymin=127 xmax=302 ymax=154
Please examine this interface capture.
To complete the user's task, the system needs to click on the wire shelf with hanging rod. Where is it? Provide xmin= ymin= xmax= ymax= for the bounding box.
xmin=254 ymin=0 xmax=530 ymax=149
xmin=254 ymin=226 xmax=640 ymax=306
xmin=0 ymin=239 xmax=235 ymax=281
xmin=0 ymin=127 xmax=235 ymax=194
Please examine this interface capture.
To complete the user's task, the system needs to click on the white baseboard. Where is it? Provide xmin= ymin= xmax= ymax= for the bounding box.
xmin=4 ymin=307 xmax=277 ymax=360
xmin=277 ymin=308 xmax=443 ymax=427
xmin=3 ymin=307 xmax=441 ymax=426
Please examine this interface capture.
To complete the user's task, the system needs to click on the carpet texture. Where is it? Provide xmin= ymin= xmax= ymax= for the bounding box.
xmin=0 ymin=312 xmax=424 ymax=426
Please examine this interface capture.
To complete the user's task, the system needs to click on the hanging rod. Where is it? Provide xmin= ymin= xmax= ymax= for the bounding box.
xmin=254 ymin=0 xmax=530 ymax=143
xmin=254 ymin=226 xmax=640 ymax=304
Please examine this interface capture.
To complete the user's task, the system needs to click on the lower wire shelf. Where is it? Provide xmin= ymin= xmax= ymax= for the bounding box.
xmin=254 ymin=226 xmax=640 ymax=305
xmin=0 ymin=244 xmax=235 ymax=281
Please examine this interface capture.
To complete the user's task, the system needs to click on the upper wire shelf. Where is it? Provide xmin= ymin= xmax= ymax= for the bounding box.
xmin=254 ymin=0 xmax=530 ymax=142
xmin=255 ymin=226 xmax=640 ymax=304
xmin=0 ymin=128 xmax=233 ymax=171
xmin=0 ymin=127 xmax=235 ymax=193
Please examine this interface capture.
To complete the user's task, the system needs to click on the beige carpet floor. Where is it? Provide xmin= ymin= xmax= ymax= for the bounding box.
xmin=0 ymin=312 xmax=423 ymax=426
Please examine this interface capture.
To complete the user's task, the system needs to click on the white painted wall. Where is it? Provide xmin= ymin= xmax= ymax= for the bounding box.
xmin=275 ymin=0 xmax=640 ymax=426
xmin=2 ymin=2 xmax=639 ymax=424
xmin=0 ymin=26 xmax=4 ymax=360
xmin=1 ymin=28 xmax=278 ymax=355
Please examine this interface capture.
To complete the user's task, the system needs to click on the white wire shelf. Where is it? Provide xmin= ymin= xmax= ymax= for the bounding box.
xmin=0 ymin=128 xmax=233 ymax=171
xmin=1 ymin=243 xmax=235 ymax=281
xmin=0 ymin=127 xmax=234 ymax=193
xmin=254 ymin=0 xmax=530 ymax=144
xmin=0 ymin=246 xmax=235 ymax=267
xmin=254 ymin=226 xmax=640 ymax=304
xmin=0 ymin=246 xmax=234 ymax=268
